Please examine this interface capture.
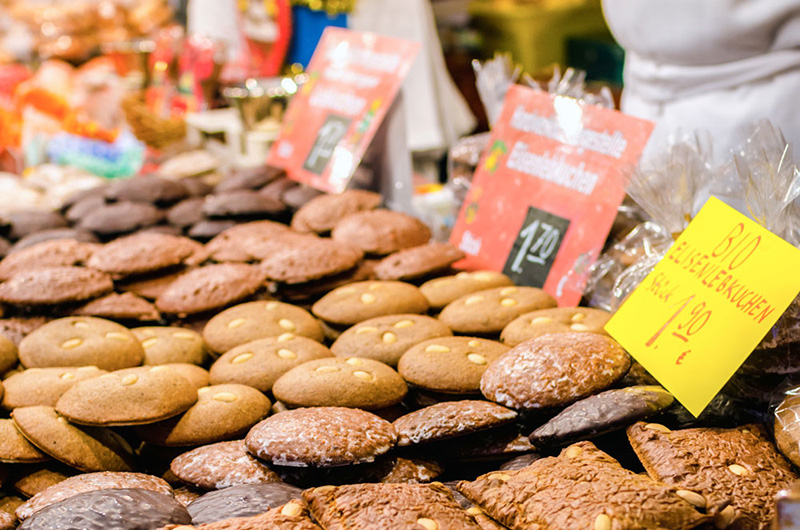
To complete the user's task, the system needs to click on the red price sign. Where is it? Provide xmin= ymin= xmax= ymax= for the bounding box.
xmin=449 ymin=85 xmax=654 ymax=306
xmin=268 ymin=28 xmax=420 ymax=193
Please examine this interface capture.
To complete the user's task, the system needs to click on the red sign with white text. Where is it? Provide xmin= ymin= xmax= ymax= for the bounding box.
xmin=450 ymin=85 xmax=654 ymax=306
xmin=268 ymin=28 xmax=419 ymax=193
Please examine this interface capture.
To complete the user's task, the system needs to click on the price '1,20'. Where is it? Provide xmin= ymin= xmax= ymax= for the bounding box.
xmin=510 ymin=220 xmax=561 ymax=274
xmin=645 ymin=294 xmax=712 ymax=357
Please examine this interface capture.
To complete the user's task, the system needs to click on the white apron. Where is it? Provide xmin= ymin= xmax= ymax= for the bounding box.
xmin=602 ymin=0 xmax=800 ymax=160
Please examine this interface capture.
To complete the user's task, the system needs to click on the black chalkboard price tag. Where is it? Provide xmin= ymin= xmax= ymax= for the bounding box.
xmin=502 ymin=205 xmax=571 ymax=288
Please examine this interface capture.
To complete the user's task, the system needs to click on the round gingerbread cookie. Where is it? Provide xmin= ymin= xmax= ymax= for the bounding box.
xmin=480 ymin=332 xmax=631 ymax=410
xmin=203 ymin=301 xmax=323 ymax=354
xmin=87 ymin=233 xmax=205 ymax=277
xmin=132 ymin=327 xmax=207 ymax=366
xmin=209 ymin=334 xmax=332 ymax=393
xmin=419 ymin=271 xmax=514 ymax=310
xmin=167 ymin=198 xmax=205 ymax=228
xmin=78 ymin=201 xmax=163 ymax=235
xmin=69 ymin=292 xmax=161 ymax=322
xmin=19 ymin=317 xmax=143 ymax=371
xmin=186 ymin=483 xmax=303 ymax=524
xmin=6 ymin=211 xmax=67 ymax=241
xmin=202 ymin=190 xmax=285 ymax=218
xmin=204 ymin=221 xmax=293 ymax=263
xmin=0 ymin=419 xmax=49 ymax=463
xmin=115 ymin=267 xmax=191 ymax=301
xmin=245 ymin=407 xmax=397 ymax=467
xmin=312 ymin=281 xmax=429 ymax=326
xmin=170 ymin=440 xmax=281 ymax=490
xmin=17 ymin=488 xmax=190 ymax=529
xmin=215 ymin=166 xmax=283 ymax=193
xmin=2 ymin=367 xmax=107 ymax=409
xmin=0 ymin=335 xmax=17 ymax=375
xmin=15 ymin=472 xmax=172 ymax=521
xmin=331 ymin=314 xmax=452 ymax=367
xmin=11 ymin=407 xmax=135 ymax=473
xmin=9 ymin=228 xmax=98 ymax=253
xmin=528 ymin=385 xmax=674 ymax=447
xmin=55 ymin=366 xmax=198 ymax=426
xmin=291 ymin=189 xmax=382 ymax=234
xmin=500 ymin=306 xmax=611 ymax=346
xmin=137 ymin=384 xmax=271 ymax=447
xmin=11 ymin=466 xmax=72 ymax=498
xmin=331 ymin=210 xmax=431 ymax=255
xmin=373 ymin=243 xmax=465 ymax=281
xmin=0 ymin=239 xmax=99 ymax=281
xmin=438 ymin=286 xmax=557 ymax=335
xmin=392 ymin=401 xmax=517 ymax=446
xmin=397 ymin=337 xmax=510 ymax=394
xmin=157 ymin=364 xmax=209 ymax=390
xmin=156 ymin=264 xmax=268 ymax=315
xmin=259 ymin=238 xmax=364 ymax=284
xmin=272 ymin=357 xmax=407 ymax=410
xmin=0 ymin=267 xmax=113 ymax=306
xmin=106 ymin=175 xmax=189 ymax=205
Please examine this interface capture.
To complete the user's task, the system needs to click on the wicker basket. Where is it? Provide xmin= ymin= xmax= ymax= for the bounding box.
xmin=122 ymin=92 xmax=186 ymax=149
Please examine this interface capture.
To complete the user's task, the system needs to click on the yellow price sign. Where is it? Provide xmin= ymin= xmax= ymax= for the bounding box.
xmin=605 ymin=197 xmax=800 ymax=417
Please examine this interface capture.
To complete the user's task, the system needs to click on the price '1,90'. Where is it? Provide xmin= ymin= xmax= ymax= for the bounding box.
xmin=510 ymin=220 xmax=561 ymax=273
xmin=645 ymin=293 xmax=712 ymax=363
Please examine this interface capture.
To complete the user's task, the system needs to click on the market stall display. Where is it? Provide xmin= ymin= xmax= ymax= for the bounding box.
xmin=0 ymin=2 xmax=798 ymax=529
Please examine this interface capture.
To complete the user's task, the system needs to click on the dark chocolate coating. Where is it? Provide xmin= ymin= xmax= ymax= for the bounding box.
xmin=529 ymin=385 xmax=674 ymax=447
xmin=18 ymin=488 xmax=190 ymax=530
xmin=187 ymin=483 xmax=302 ymax=524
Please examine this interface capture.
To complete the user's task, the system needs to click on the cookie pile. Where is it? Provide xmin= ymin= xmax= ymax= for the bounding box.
xmin=0 ymin=171 xmax=794 ymax=530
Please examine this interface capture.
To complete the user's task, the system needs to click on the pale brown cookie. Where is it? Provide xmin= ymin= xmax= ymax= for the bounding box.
xmin=11 ymin=466 xmax=72 ymax=498
xmin=137 ymin=384 xmax=271 ymax=447
xmin=2 ymin=366 xmax=107 ymax=409
xmin=420 ymin=271 xmax=515 ymax=310
xmin=203 ymin=301 xmax=323 ymax=354
xmin=398 ymin=337 xmax=510 ymax=394
xmin=500 ymin=306 xmax=611 ymax=346
xmin=312 ymin=281 xmax=429 ymax=326
xmin=259 ymin=238 xmax=364 ymax=284
xmin=272 ymin=357 xmax=408 ymax=410
xmin=291 ymin=189 xmax=382 ymax=234
xmin=78 ymin=201 xmax=164 ymax=235
xmin=205 ymin=221 xmax=293 ymax=263
xmin=209 ymin=334 xmax=332 ymax=393
xmin=55 ymin=366 xmax=198 ymax=426
xmin=133 ymin=327 xmax=207 ymax=366
xmin=393 ymin=401 xmax=518 ymax=446
xmin=70 ymin=292 xmax=161 ymax=322
xmin=0 ymin=419 xmax=49 ymax=463
xmin=87 ymin=232 xmax=206 ymax=277
xmin=106 ymin=175 xmax=190 ymax=205
xmin=11 ymin=406 xmax=135 ymax=473
xmin=374 ymin=243 xmax=465 ymax=281
xmin=331 ymin=209 xmax=432 ymax=255
xmin=0 ymin=239 xmax=98 ymax=281
xmin=245 ymin=407 xmax=397 ymax=467
xmin=156 ymin=264 xmax=268 ymax=315
xmin=0 ymin=266 xmax=113 ymax=306
xmin=116 ymin=267 xmax=192 ymax=301
xmin=158 ymin=364 xmax=210 ymax=389
xmin=331 ymin=314 xmax=453 ymax=367
xmin=19 ymin=317 xmax=144 ymax=371
xmin=480 ymin=333 xmax=631 ymax=410
xmin=15 ymin=472 xmax=173 ymax=521
xmin=0 ymin=335 xmax=17 ymax=375
xmin=438 ymin=286 xmax=557 ymax=335
xmin=169 ymin=440 xmax=281 ymax=490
